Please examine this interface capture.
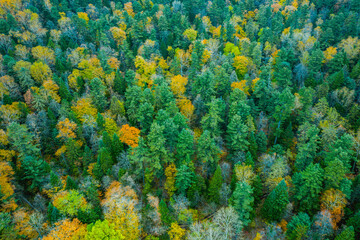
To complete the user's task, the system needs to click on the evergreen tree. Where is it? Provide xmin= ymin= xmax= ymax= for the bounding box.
xmin=207 ymin=166 xmax=223 ymax=204
xmin=261 ymin=180 xmax=289 ymax=222
xmin=226 ymin=115 xmax=249 ymax=153
xmin=229 ymin=181 xmax=254 ymax=226
xmin=159 ymin=200 xmax=174 ymax=227
xmin=90 ymin=78 xmax=107 ymax=112
xmin=97 ymin=147 xmax=113 ymax=175
xmin=65 ymin=176 xmax=78 ymax=190
xmin=293 ymin=163 xmax=324 ymax=214
xmin=286 ymin=213 xmax=311 ymax=240
xmin=175 ymin=164 xmax=194 ymax=194
xmin=47 ymin=203 xmax=62 ymax=224
xmin=176 ymin=129 xmax=194 ymax=165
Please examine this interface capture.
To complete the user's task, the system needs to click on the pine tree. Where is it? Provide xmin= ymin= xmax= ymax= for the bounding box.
xmin=256 ymin=131 xmax=267 ymax=153
xmin=90 ymin=78 xmax=107 ymax=112
xmin=65 ymin=176 xmax=78 ymax=190
xmin=208 ymin=166 xmax=223 ymax=204
xmin=261 ymin=180 xmax=289 ymax=222
xmin=175 ymin=164 xmax=194 ymax=194
xmin=176 ymin=129 xmax=194 ymax=164
xmin=248 ymin=131 xmax=258 ymax=158
xmin=229 ymin=181 xmax=254 ymax=226
xmin=83 ymin=145 xmax=93 ymax=168
xmin=335 ymin=226 xmax=355 ymax=240
xmin=98 ymin=147 xmax=113 ymax=175
xmin=286 ymin=213 xmax=311 ymax=240
xmin=293 ymin=163 xmax=324 ymax=214
xmin=159 ymin=200 xmax=174 ymax=227
xmin=111 ymin=133 xmax=123 ymax=160
xmin=50 ymin=171 xmax=60 ymax=187
xmin=47 ymin=202 xmax=62 ymax=224
xmin=101 ymin=131 xmax=112 ymax=150
xmin=97 ymin=113 xmax=105 ymax=132
xmin=226 ymin=115 xmax=249 ymax=153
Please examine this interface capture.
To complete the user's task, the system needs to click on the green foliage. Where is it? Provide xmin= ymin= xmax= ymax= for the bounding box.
xmin=97 ymin=147 xmax=113 ymax=175
xmin=226 ymin=115 xmax=249 ymax=153
xmin=21 ymin=156 xmax=48 ymax=191
xmin=207 ymin=166 xmax=223 ymax=204
xmin=176 ymin=129 xmax=194 ymax=164
xmin=335 ymin=226 xmax=355 ymax=240
xmin=86 ymin=220 xmax=124 ymax=239
xmin=229 ymin=181 xmax=254 ymax=227
xmin=261 ymin=180 xmax=289 ymax=222
xmin=175 ymin=164 xmax=194 ymax=194
xmin=90 ymin=78 xmax=107 ymax=112
xmin=197 ymin=130 xmax=221 ymax=167
xmin=1 ymin=0 xmax=360 ymax=237
xmin=292 ymin=163 xmax=324 ymax=214
xmin=286 ymin=213 xmax=311 ymax=240
xmin=159 ymin=200 xmax=175 ymax=226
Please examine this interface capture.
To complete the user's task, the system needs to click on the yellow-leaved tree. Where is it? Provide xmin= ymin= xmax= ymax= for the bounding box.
xmin=0 ymin=161 xmax=17 ymax=211
xmin=177 ymin=97 xmax=194 ymax=120
xmin=165 ymin=163 xmax=177 ymax=197
xmin=30 ymin=61 xmax=52 ymax=84
xmin=170 ymin=75 xmax=188 ymax=97
xmin=321 ymin=188 xmax=347 ymax=228
xmin=71 ymin=98 xmax=98 ymax=123
xmin=31 ymin=46 xmax=55 ymax=65
xmin=101 ymin=181 xmax=141 ymax=240
xmin=43 ymin=218 xmax=87 ymax=240
xmin=56 ymin=118 xmax=77 ymax=140
xmin=233 ymin=56 xmax=249 ymax=78
xmin=168 ymin=222 xmax=186 ymax=240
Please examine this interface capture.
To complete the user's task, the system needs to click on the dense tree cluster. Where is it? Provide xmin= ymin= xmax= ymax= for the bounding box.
xmin=0 ymin=0 xmax=360 ymax=239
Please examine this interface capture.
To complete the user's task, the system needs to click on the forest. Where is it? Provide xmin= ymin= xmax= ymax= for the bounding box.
xmin=0 ymin=0 xmax=360 ymax=239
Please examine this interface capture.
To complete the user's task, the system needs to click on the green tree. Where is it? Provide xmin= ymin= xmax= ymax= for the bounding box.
xmin=111 ymin=133 xmax=123 ymax=160
xmin=98 ymin=147 xmax=113 ymax=175
xmin=159 ymin=200 xmax=175 ymax=227
xmin=261 ymin=180 xmax=289 ymax=222
xmin=325 ymin=133 xmax=355 ymax=170
xmin=324 ymin=158 xmax=347 ymax=189
xmin=273 ymin=88 xmax=295 ymax=145
xmin=86 ymin=220 xmax=124 ymax=239
xmin=90 ymin=78 xmax=107 ymax=112
xmin=286 ymin=213 xmax=311 ymax=240
xmin=335 ymin=226 xmax=355 ymax=240
xmin=137 ymin=102 xmax=154 ymax=134
xmin=47 ymin=202 xmax=62 ymax=224
xmin=201 ymin=98 xmax=224 ymax=137
xmin=197 ymin=130 xmax=221 ymax=168
xmin=273 ymin=62 xmax=292 ymax=89
xmin=226 ymin=114 xmax=249 ymax=153
xmin=207 ymin=166 xmax=223 ymax=204
xmin=176 ymin=129 xmax=194 ymax=165
xmin=7 ymin=122 xmax=40 ymax=159
xmin=295 ymin=124 xmax=320 ymax=171
xmin=21 ymin=156 xmax=48 ymax=191
xmin=229 ymin=181 xmax=254 ymax=226
xmin=292 ymin=163 xmax=324 ymax=214
xmin=65 ymin=176 xmax=78 ymax=190
xmin=147 ymin=123 xmax=168 ymax=173
xmin=175 ymin=164 xmax=194 ymax=194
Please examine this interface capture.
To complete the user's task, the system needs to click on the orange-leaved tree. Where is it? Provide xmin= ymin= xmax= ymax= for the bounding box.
xmin=43 ymin=218 xmax=87 ymax=240
xmin=118 ymin=124 xmax=140 ymax=148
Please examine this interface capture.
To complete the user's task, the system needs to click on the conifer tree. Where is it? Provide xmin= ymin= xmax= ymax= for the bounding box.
xmin=208 ymin=166 xmax=223 ymax=204
xmin=261 ymin=180 xmax=289 ymax=222
xmin=229 ymin=181 xmax=254 ymax=226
